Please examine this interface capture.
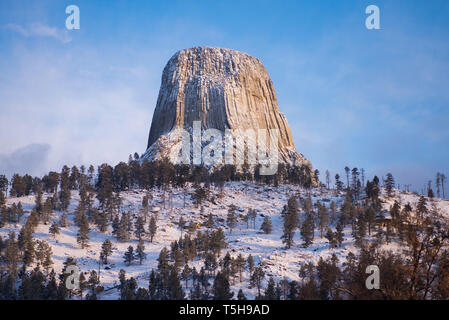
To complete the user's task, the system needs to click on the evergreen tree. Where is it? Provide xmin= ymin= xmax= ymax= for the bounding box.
xmin=181 ymin=264 xmax=191 ymax=289
xmin=116 ymin=212 xmax=129 ymax=242
xmin=282 ymin=196 xmax=299 ymax=249
xmin=205 ymin=213 xmax=214 ymax=229
xmin=344 ymin=167 xmax=350 ymax=189
xmin=204 ymin=252 xmax=218 ymax=277
xmin=0 ymin=190 xmax=5 ymax=207
xmin=260 ymin=216 xmax=273 ymax=234
xmin=59 ymin=166 xmax=72 ymax=211
xmin=95 ymin=209 xmax=108 ymax=233
xmin=168 ymin=267 xmax=185 ymax=299
xmin=5 ymin=232 xmax=19 ymax=281
xmin=134 ymin=216 xmax=146 ymax=241
xmin=264 ymin=277 xmax=277 ymax=300
xmin=87 ymin=270 xmax=99 ymax=296
xmin=76 ymin=212 xmax=90 ymax=249
xmin=177 ymin=216 xmax=186 ymax=236
xmin=335 ymin=174 xmax=344 ymax=191
xmin=335 ymin=222 xmax=344 ymax=247
xmin=300 ymin=213 xmax=315 ymax=248
xmin=59 ymin=212 xmax=68 ymax=228
xmin=317 ymin=201 xmax=330 ymax=238
xmin=232 ymin=254 xmax=245 ymax=282
xmin=123 ymin=246 xmax=134 ymax=266
xmin=49 ymin=221 xmax=60 ymax=238
xmin=136 ymin=240 xmax=147 ymax=265
xmin=250 ymin=266 xmax=265 ymax=298
xmin=226 ymin=205 xmax=237 ymax=234
xmin=213 ymin=272 xmax=234 ymax=300
xmin=385 ymin=173 xmax=395 ymax=197
xmin=247 ymin=255 xmax=254 ymax=275
xmin=325 ymin=228 xmax=337 ymax=248
xmin=417 ymin=195 xmax=428 ymax=219
xmin=148 ymin=215 xmax=158 ymax=242
xmin=100 ymin=239 xmax=113 ymax=264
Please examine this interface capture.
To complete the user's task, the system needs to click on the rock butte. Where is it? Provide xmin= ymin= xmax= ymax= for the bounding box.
xmin=143 ymin=46 xmax=314 ymax=172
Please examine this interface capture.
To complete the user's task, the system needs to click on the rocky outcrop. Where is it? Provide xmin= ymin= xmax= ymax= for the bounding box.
xmin=143 ymin=46 xmax=313 ymax=173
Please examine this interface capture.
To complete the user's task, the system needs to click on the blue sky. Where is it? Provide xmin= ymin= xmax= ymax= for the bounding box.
xmin=0 ymin=0 xmax=448 ymax=193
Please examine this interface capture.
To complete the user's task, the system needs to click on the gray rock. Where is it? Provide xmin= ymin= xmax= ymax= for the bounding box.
xmin=144 ymin=46 xmax=314 ymax=172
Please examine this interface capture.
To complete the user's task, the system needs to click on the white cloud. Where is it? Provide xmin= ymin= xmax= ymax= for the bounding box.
xmin=4 ymin=23 xmax=71 ymax=43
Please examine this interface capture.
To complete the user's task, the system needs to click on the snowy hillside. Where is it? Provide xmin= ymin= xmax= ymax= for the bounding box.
xmin=2 ymin=182 xmax=448 ymax=300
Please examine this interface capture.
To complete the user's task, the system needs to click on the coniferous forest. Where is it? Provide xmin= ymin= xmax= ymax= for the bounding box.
xmin=1 ymin=156 xmax=448 ymax=300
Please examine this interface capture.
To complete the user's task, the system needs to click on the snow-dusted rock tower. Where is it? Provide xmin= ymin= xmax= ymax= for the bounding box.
xmin=143 ymin=46 xmax=313 ymax=173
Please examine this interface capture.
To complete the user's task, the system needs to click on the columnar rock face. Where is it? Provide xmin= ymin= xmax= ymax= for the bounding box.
xmin=143 ymin=46 xmax=313 ymax=171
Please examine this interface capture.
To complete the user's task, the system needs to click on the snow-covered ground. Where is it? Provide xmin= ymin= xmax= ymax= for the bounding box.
xmin=2 ymin=182 xmax=449 ymax=299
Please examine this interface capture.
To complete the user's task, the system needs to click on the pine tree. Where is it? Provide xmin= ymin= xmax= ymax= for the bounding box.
xmin=134 ymin=216 xmax=146 ymax=241
xmin=181 ymin=264 xmax=191 ymax=289
xmin=0 ymin=206 xmax=8 ymax=227
xmin=325 ymin=228 xmax=337 ymax=248
xmin=317 ymin=201 xmax=329 ymax=238
xmin=76 ymin=212 xmax=90 ymax=249
xmin=49 ymin=221 xmax=60 ymax=238
xmin=177 ymin=217 xmax=186 ymax=236
xmin=417 ymin=195 xmax=428 ymax=219
xmin=168 ymin=267 xmax=185 ymax=299
xmin=0 ymin=190 xmax=5 ymax=207
xmin=385 ymin=173 xmax=395 ymax=197
xmin=5 ymin=232 xmax=19 ymax=281
xmin=136 ymin=240 xmax=146 ymax=265
xmin=247 ymin=255 xmax=254 ymax=275
xmin=148 ymin=215 xmax=157 ymax=242
xmin=264 ymin=277 xmax=277 ymax=300
xmin=117 ymin=212 xmax=129 ymax=242
xmin=213 ymin=272 xmax=234 ymax=300
xmin=260 ymin=216 xmax=273 ymax=234
xmin=335 ymin=174 xmax=343 ymax=191
xmin=250 ymin=266 xmax=265 ymax=298
xmin=300 ymin=213 xmax=315 ymax=248
xmin=123 ymin=246 xmax=134 ymax=266
xmin=282 ymin=196 xmax=299 ymax=249
xmin=148 ymin=269 xmax=158 ymax=300
xmin=59 ymin=166 xmax=71 ymax=211
xmin=21 ymin=226 xmax=35 ymax=267
xmin=205 ymin=213 xmax=214 ymax=229
xmin=100 ymin=239 xmax=113 ymax=264
xmin=59 ymin=213 xmax=68 ymax=228
xmin=226 ymin=205 xmax=237 ymax=234
xmin=344 ymin=167 xmax=350 ymax=189
xmin=441 ymin=173 xmax=446 ymax=198
xmin=204 ymin=252 xmax=218 ymax=277
xmin=87 ymin=270 xmax=99 ymax=296
xmin=231 ymin=254 xmax=244 ymax=282
xmin=210 ymin=228 xmax=227 ymax=256
xmin=335 ymin=223 xmax=344 ymax=248
xmin=354 ymin=216 xmax=367 ymax=247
